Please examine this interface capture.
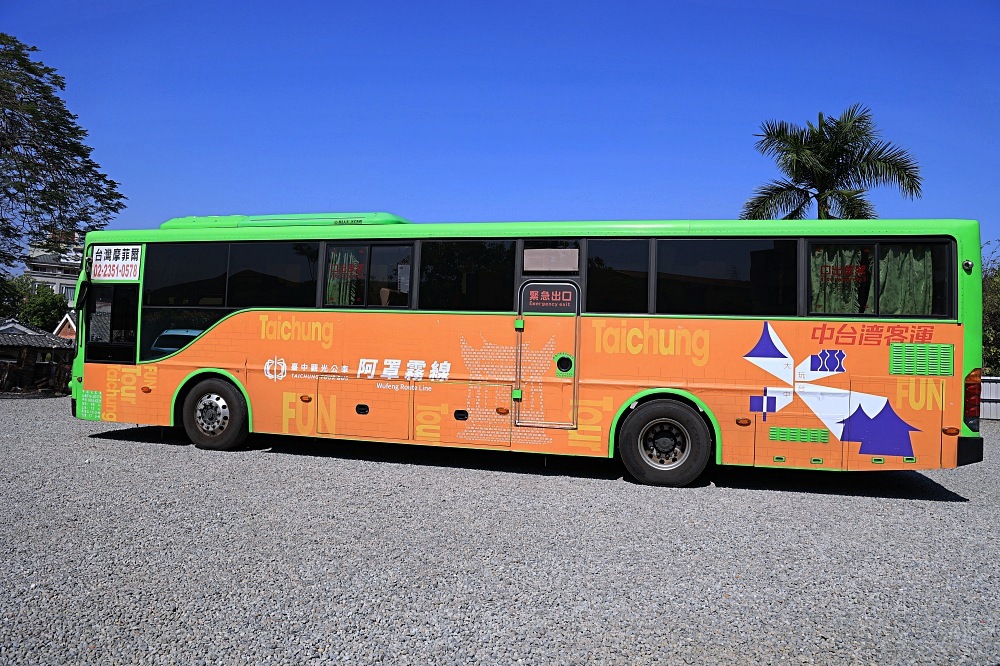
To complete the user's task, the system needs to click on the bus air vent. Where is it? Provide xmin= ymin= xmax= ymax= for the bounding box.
xmin=889 ymin=343 xmax=954 ymax=376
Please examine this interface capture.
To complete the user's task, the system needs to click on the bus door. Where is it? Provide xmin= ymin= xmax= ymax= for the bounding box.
xmin=515 ymin=282 xmax=579 ymax=428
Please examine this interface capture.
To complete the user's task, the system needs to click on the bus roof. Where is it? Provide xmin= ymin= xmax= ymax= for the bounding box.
xmin=86 ymin=214 xmax=981 ymax=245
xmin=159 ymin=212 xmax=410 ymax=229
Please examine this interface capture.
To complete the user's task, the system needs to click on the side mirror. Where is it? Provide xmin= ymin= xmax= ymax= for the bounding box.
xmin=76 ymin=280 xmax=89 ymax=311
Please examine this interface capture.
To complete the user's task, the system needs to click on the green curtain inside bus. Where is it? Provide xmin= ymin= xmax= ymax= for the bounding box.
xmin=326 ymin=247 xmax=366 ymax=306
xmin=809 ymin=245 xmax=874 ymax=314
xmin=878 ymin=244 xmax=934 ymax=316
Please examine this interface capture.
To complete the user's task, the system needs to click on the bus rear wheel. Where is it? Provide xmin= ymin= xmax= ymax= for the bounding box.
xmin=618 ymin=400 xmax=712 ymax=487
xmin=182 ymin=378 xmax=249 ymax=451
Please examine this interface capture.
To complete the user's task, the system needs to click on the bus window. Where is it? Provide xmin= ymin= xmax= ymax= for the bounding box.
xmin=368 ymin=246 xmax=412 ymax=307
xmin=657 ymin=239 xmax=797 ymax=316
xmin=228 ymin=242 xmax=319 ymax=308
xmin=143 ymin=243 xmax=227 ymax=306
xmin=586 ymin=239 xmax=649 ymax=313
xmin=140 ymin=307 xmax=231 ymax=360
xmin=877 ymin=243 xmax=950 ymax=316
xmin=325 ymin=245 xmax=367 ymax=307
xmin=523 ymin=239 xmax=580 ymax=274
xmin=418 ymin=241 xmax=515 ymax=311
xmin=85 ymin=284 xmax=138 ymax=363
xmin=809 ymin=243 xmax=875 ymax=315
xmin=150 ymin=329 xmax=202 ymax=354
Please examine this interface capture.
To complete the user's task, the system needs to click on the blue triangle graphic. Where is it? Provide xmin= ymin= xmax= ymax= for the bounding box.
xmin=839 ymin=401 xmax=919 ymax=457
xmin=744 ymin=323 xmax=788 ymax=359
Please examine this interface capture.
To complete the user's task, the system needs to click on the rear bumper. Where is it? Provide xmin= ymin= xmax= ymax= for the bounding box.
xmin=957 ymin=437 xmax=984 ymax=466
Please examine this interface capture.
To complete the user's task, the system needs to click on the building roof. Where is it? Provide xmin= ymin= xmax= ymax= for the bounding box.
xmin=53 ymin=312 xmax=78 ymax=336
xmin=0 ymin=318 xmax=48 ymax=335
xmin=27 ymin=252 xmax=63 ymax=265
xmin=26 ymin=251 xmax=82 ymax=267
xmin=0 ymin=318 xmax=74 ymax=349
xmin=55 ymin=311 xmax=78 ymax=326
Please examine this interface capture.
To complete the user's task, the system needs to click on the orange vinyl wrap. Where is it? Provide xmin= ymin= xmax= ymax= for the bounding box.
xmin=83 ymin=311 xmax=964 ymax=470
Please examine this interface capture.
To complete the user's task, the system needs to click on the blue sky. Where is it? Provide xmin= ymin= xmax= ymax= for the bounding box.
xmin=4 ymin=0 xmax=999 ymax=242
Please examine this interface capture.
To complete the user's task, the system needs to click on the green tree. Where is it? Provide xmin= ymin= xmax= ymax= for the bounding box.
xmin=741 ymin=104 xmax=922 ymax=219
xmin=1 ymin=33 xmax=125 ymax=274
xmin=984 ymin=241 xmax=1000 ymax=376
xmin=0 ymin=274 xmax=68 ymax=330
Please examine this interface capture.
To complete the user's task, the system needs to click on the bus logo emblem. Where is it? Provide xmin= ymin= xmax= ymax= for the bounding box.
xmin=264 ymin=357 xmax=287 ymax=382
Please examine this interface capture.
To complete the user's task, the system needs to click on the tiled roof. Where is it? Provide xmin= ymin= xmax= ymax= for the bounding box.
xmin=0 ymin=333 xmax=74 ymax=349
xmin=0 ymin=319 xmax=75 ymax=349
xmin=0 ymin=318 xmax=49 ymax=336
xmin=28 ymin=253 xmax=64 ymax=265
xmin=89 ymin=313 xmax=110 ymax=343
xmin=26 ymin=251 xmax=82 ymax=267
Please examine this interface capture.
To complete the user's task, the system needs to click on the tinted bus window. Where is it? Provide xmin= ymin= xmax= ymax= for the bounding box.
xmin=658 ymin=239 xmax=797 ymax=315
xmin=368 ymin=246 xmax=412 ymax=307
xmin=140 ymin=307 xmax=231 ymax=360
xmin=587 ymin=239 xmax=649 ymax=313
xmin=143 ymin=243 xmax=228 ymax=307
xmin=86 ymin=284 xmax=138 ymax=363
xmin=419 ymin=241 xmax=516 ymax=311
xmin=326 ymin=245 xmax=368 ymax=307
xmin=228 ymin=242 xmax=319 ymax=308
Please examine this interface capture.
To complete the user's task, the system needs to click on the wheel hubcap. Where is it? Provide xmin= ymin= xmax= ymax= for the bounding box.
xmin=194 ymin=392 xmax=230 ymax=437
xmin=638 ymin=418 xmax=691 ymax=470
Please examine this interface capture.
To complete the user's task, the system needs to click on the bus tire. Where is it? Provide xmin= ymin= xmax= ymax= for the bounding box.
xmin=182 ymin=378 xmax=249 ymax=451
xmin=618 ymin=400 xmax=712 ymax=487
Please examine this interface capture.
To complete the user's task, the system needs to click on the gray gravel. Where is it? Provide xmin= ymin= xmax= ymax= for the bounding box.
xmin=1 ymin=396 xmax=997 ymax=665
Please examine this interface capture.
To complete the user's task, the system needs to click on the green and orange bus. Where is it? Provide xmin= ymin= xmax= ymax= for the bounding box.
xmin=71 ymin=213 xmax=983 ymax=486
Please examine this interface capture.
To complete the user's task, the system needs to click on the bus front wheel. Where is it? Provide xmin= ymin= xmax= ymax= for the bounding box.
xmin=618 ymin=400 xmax=712 ymax=487
xmin=182 ymin=378 xmax=249 ymax=451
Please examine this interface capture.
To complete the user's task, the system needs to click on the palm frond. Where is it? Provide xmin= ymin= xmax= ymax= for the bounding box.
xmin=828 ymin=189 xmax=877 ymax=220
xmin=781 ymin=194 xmax=813 ymax=220
xmin=832 ymin=104 xmax=877 ymax=146
xmin=850 ymin=140 xmax=923 ymax=198
xmin=753 ymin=120 xmax=798 ymax=158
xmin=755 ymin=121 xmax=827 ymax=182
xmin=739 ymin=179 xmax=812 ymax=220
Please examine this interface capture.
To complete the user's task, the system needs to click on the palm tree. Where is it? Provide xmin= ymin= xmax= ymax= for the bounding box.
xmin=740 ymin=104 xmax=922 ymax=219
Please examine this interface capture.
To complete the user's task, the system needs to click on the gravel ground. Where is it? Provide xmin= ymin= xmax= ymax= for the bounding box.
xmin=1 ymin=397 xmax=997 ymax=665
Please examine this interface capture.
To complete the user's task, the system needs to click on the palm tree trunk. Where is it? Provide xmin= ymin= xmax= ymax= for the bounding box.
xmin=817 ymin=197 xmax=830 ymax=219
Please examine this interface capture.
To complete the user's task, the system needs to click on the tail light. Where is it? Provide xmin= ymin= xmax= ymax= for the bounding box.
xmin=964 ymin=368 xmax=981 ymax=432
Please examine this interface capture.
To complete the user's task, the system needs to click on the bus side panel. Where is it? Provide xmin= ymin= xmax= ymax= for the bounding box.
xmin=577 ymin=316 xmax=734 ymax=461
xmin=731 ymin=319 xmax=963 ymax=471
xmin=238 ymin=310 xmax=521 ymax=443
xmin=412 ymin=382 xmax=512 ymax=448
xmin=80 ymin=362 xmax=170 ymax=426
xmin=83 ymin=310 xmax=966 ymax=473
xmin=577 ymin=317 xmax=965 ymax=471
